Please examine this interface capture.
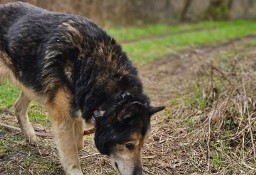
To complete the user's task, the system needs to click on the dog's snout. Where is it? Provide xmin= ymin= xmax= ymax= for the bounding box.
xmin=133 ymin=166 xmax=143 ymax=175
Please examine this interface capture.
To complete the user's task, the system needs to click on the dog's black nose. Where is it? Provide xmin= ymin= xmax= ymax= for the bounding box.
xmin=133 ymin=166 xmax=143 ymax=175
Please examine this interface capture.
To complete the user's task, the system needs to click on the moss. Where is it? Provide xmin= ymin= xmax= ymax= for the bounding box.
xmin=202 ymin=0 xmax=231 ymax=20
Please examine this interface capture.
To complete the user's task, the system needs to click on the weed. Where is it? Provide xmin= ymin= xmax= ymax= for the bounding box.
xmin=28 ymin=104 xmax=49 ymax=125
xmin=183 ymin=83 xmax=208 ymax=111
xmin=164 ymin=107 xmax=171 ymax=116
xmin=212 ymin=153 xmax=223 ymax=169
xmin=22 ymin=155 xmax=32 ymax=168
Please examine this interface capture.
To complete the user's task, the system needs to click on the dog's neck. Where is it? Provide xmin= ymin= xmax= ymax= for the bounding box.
xmin=72 ymin=35 xmax=142 ymax=122
xmin=73 ymin=56 xmax=140 ymax=121
xmin=82 ymin=91 xmax=132 ymax=135
xmin=90 ymin=91 xmax=131 ymax=123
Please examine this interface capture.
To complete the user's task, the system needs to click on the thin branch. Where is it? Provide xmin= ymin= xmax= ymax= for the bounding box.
xmin=0 ymin=122 xmax=52 ymax=138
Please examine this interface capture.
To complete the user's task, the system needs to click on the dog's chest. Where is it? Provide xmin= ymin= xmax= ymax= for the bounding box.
xmin=75 ymin=109 xmax=95 ymax=130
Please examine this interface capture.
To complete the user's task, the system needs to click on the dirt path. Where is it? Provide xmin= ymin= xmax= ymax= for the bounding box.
xmin=140 ymin=35 xmax=256 ymax=105
xmin=1 ymin=36 xmax=256 ymax=174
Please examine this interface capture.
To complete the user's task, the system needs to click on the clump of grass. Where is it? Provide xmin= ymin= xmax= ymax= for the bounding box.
xmin=183 ymin=82 xmax=208 ymax=111
xmin=179 ymin=48 xmax=256 ymax=173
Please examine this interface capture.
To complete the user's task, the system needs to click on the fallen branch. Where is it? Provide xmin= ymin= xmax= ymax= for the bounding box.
xmin=0 ymin=122 xmax=53 ymax=138
xmin=143 ymin=155 xmax=157 ymax=159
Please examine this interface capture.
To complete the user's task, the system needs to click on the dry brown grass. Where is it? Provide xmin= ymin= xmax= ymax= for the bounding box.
xmin=1 ymin=36 xmax=256 ymax=174
xmin=141 ymin=36 xmax=256 ymax=174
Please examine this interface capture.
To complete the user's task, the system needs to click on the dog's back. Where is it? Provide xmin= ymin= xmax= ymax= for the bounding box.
xmin=0 ymin=2 xmax=88 ymax=94
xmin=0 ymin=2 xmax=137 ymax=107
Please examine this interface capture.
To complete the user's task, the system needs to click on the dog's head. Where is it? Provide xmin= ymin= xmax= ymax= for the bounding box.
xmin=94 ymin=100 xmax=164 ymax=175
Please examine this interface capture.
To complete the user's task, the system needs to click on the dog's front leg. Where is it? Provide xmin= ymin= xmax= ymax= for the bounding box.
xmin=74 ymin=118 xmax=84 ymax=152
xmin=52 ymin=118 xmax=83 ymax=175
xmin=46 ymin=89 xmax=83 ymax=175
xmin=15 ymin=92 xmax=39 ymax=144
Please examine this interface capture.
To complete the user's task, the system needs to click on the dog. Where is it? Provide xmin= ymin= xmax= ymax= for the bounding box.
xmin=0 ymin=2 xmax=164 ymax=175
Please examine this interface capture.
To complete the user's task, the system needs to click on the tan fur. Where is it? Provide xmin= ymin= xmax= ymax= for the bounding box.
xmin=0 ymin=55 xmax=44 ymax=144
xmin=0 ymin=61 xmax=8 ymax=83
xmin=74 ymin=117 xmax=84 ymax=151
xmin=62 ymin=22 xmax=84 ymax=53
xmin=1 ymin=53 xmax=84 ymax=174
xmin=11 ymin=75 xmax=46 ymax=102
xmin=64 ymin=62 xmax=73 ymax=81
xmin=0 ymin=50 xmax=11 ymax=83
xmin=45 ymin=88 xmax=83 ymax=175
xmin=110 ymin=131 xmax=149 ymax=175
xmin=0 ymin=49 xmax=13 ymax=68
xmin=14 ymin=92 xmax=39 ymax=143
xmin=0 ymin=51 xmax=41 ymax=144
xmin=0 ymin=53 xmax=46 ymax=102
xmin=63 ymin=23 xmax=82 ymax=39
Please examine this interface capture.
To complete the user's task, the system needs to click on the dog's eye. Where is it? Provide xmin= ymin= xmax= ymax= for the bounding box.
xmin=125 ymin=143 xmax=135 ymax=150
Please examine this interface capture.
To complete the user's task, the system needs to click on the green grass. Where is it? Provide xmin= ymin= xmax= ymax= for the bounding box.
xmin=106 ymin=20 xmax=237 ymax=42
xmin=183 ymin=83 xmax=208 ymax=111
xmin=0 ymin=81 xmax=19 ymax=108
xmin=121 ymin=20 xmax=256 ymax=63
xmin=0 ymin=81 xmax=48 ymax=125
xmin=107 ymin=23 xmax=203 ymax=42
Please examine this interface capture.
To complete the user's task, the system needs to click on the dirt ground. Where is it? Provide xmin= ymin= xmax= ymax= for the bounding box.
xmin=1 ymin=36 xmax=256 ymax=174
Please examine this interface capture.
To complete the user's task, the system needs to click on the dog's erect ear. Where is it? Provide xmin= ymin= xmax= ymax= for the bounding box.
xmin=117 ymin=101 xmax=146 ymax=121
xmin=114 ymin=102 xmax=165 ymax=122
xmin=148 ymin=106 xmax=165 ymax=116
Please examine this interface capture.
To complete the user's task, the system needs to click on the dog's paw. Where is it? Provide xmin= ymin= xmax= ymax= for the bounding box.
xmin=67 ymin=168 xmax=83 ymax=175
xmin=27 ymin=135 xmax=40 ymax=146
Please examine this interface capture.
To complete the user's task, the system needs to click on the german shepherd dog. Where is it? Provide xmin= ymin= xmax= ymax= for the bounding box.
xmin=0 ymin=2 xmax=164 ymax=175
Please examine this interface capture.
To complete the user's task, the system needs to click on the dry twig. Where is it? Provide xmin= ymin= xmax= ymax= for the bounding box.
xmin=0 ymin=122 xmax=52 ymax=138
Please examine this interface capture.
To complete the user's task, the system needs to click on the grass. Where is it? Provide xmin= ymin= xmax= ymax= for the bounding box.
xmin=0 ymin=127 xmax=62 ymax=174
xmin=121 ymin=20 xmax=256 ymax=63
xmin=106 ymin=20 xmax=245 ymax=42
xmin=171 ymin=42 xmax=256 ymax=173
xmin=0 ymin=81 xmax=19 ymax=108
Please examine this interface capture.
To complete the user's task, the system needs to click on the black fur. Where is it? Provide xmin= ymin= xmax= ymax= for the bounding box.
xmin=0 ymin=2 xmax=155 ymax=154
xmin=95 ymin=93 xmax=151 ymax=155
xmin=0 ymin=2 xmax=158 ymax=155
